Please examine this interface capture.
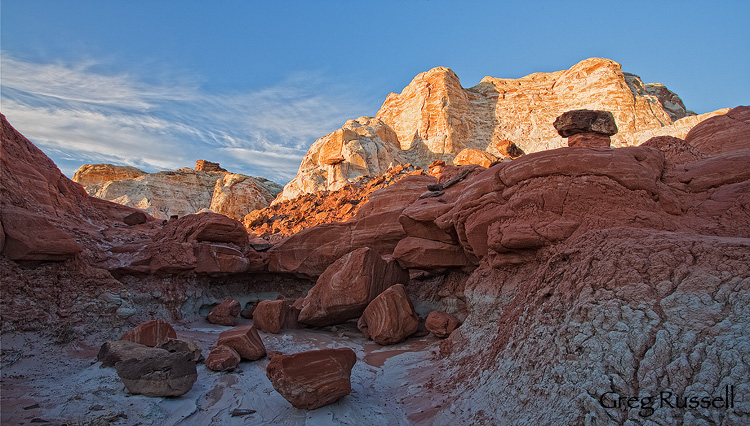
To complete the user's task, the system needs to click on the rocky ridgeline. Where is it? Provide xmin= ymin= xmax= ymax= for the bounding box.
xmin=72 ymin=160 xmax=282 ymax=221
xmin=2 ymin=94 xmax=750 ymax=423
xmin=277 ymin=57 xmax=730 ymax=202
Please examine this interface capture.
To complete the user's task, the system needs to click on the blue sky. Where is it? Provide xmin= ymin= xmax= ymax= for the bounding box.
xmin=2 ymin=1 xmax=748 ymax=184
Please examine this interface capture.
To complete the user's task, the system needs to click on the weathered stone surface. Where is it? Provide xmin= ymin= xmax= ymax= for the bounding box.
xmin=75 ymin=161 xmax=281 ymax=221
xmin=640 ymin=136 xmax=707 ymax=164
xmin=120 ymin=320 xmax=177 ymax=347
xmin=252 ymin=299 xmax=300 ymax=334
xmin=357 ymin=284 xmax=419 ymax=345
xmin=684 ymin=105 xmax=750 ymax=156
xmin=194 ymin=244 xmax=249 ymax=274
xmin=392 ymin=236 xmax=470 ymax=271
xmin=553 ymin=109 xmax=618 ymax=137
xmin=425 ymin=311 xmax=461 ymax=338
xmin=123 ymin=211 xmax=148 ymax=226
xmin=276 ymin=117 xmax=407 ymax=202
xmin=205 ymin=345 xmax=241 ymax=371
xmin=209 ymin=173 xmax=282 ymax=222
xmin=97 ymin=339 xmax=159 ymax=368
xmin=157 ymin=338 xmax=204 ymax=362
xmin=298 ymin=247 xmax=409 ymax=326
xmin=206 ymin=298 xmax=241 ymax=326
xmin=194 ymin=160 xmax=227 ymax=173
xmin=115 ymin=349 xmax=197 ymax=397
xmin=72 ymin=163 xmax=145 ymax=187
xmin=155 ymin=212 xmax=249 ymax=246
xmin=566 ymin=132 xmax=611 ymax=148
xmin=217 ymin=325 xmax=266 ymax=361
xmin=453 ymin=148 xmax=498 ymax=168
xmin=277 ymin=58 xmax=719 ymax=201
xmin=266 ymin=348 xmax=357 ymax=410
xmin=1 ymin=206 xmax=82 ymax=261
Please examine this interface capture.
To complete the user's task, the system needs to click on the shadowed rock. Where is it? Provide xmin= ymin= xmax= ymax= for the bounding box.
xmin=266 ymin=348 xmax=357 ymax=409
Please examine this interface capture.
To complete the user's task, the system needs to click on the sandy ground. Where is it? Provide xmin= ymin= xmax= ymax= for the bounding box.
xmin=1 ymin=318 xmax=448 ymax=425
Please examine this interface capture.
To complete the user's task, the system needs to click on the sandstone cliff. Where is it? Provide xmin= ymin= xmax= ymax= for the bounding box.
xmin=74 ymin=163 xmax=282 ymax=221
xmin=277 ymin=58 xmax=727 ymax=202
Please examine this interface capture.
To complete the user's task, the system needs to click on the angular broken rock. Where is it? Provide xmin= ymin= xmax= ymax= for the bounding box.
xmin=298 ymin=247 xmax=409 ymax=326
xmin=123 ymin=211 xmax=148 ymax=226
xmin=217 ymin=325 xmax=266 ymax=360
xmin=357 ymin=284 xmax=419 ymax=345
xmin=252 ymin=299 xmax=301 ymax=334
xmin=206 ymin=298 xmax=242 ymax=326
xmin=205 ymin=345 xmax=241 ymax=371
xmin=97 ymin=340 xmax=160 ymax=368
xmin=266 ymin=348 xmax=357 ymax=410
xmin=120 ymin=319 xmax=177 ymax=347
xmin=425 ymin=311 xmax=461 ymax=338
xmin=114 ymin=349 xmax=197 ymax=397
xmin=158 ymin=338 xmax=204 ymax=362
xmin=553 ymin=109 xmax=618 ymax=137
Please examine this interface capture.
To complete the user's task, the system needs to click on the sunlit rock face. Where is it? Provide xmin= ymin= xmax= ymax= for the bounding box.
xmin=73 ymin=161 xmax=281 ymax=220
xmin=277 ymin=57 xmax=727 ymax=201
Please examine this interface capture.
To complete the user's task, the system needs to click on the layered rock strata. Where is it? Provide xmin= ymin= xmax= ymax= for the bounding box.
xmin=74 ymin=161 xmax=281 ymax=221
xmin=277 ymin=58 xmax=726 ymax=201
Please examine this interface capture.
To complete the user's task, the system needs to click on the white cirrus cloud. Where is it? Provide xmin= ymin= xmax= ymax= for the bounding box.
xmin=0 ymin=53 xmax=378 ymax=184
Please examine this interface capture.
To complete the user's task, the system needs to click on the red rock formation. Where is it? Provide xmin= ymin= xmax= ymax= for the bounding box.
xmin=194 ymin=160 xmax=227 ymax=173
xmin=206 ymin=298 xmax=241 ymax=326
xmin=357 ymin=284 xmax=419 ymax=345
xmin=266 ymin=348 xmax=357 ymax=409
xmin=266 ymin=174 xmax=436 ymax=277
xmin=216 ymin=325 xmax=266 ymax=361
xmin=684 ymin=105 xmax=750 ymax=155
xmin=297 ymin=247 xmax=408 ymax=326
xmin=425 ymin=311 xmax=461 ymax=338
xmin=252 ymin=299 xmax=300 ymax=334
xmin=120 ymin=320 xmax=177 ymax=347
xmin=205 ymin=345 xmax=241 ymax=371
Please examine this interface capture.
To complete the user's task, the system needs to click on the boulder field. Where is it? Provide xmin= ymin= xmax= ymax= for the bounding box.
xmin=1 ymin=104 xmax=749 ymax=424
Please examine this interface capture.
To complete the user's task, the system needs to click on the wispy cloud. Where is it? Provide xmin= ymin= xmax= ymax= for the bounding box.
xmin=0 ymin=54 xmax=376 ymax=183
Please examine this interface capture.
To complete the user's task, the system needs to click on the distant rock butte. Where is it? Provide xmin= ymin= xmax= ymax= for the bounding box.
xmin=277 ymin=58 xmax=727 ymax=202
xmin=73 ymin=160 xmax=282 ymax=221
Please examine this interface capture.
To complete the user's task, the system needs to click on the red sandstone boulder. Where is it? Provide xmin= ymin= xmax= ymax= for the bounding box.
xmin=205 ymin=345 xmax=241 ymax=371
xmin=399 ymin=198 xmax=456 ymax=243
xmin=425 ymin=311 xmax=461 ymax=338
xmin=115 ymin=349 xmax=197 ymax=397
xmin=217 ymin=325 xmax=266 ymax=360
xmin=121 ymin=320 xmax=177 ymax=347
xmin=266 ymin=348 xmax=357 ymax=410
xmin=357 ymin=284 xmax=419 ymax=345
xmin=206 ymin=298 xmax=242 ymax=326
xmin=252 ymin=299 xmax=301 ymax=334
xmin=298 ymin=247 xmax=409 ymax=326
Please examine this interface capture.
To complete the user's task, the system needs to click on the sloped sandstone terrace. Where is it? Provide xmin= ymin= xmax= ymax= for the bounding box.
xmin=1 ymin=63 xmax=749 ymax=424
